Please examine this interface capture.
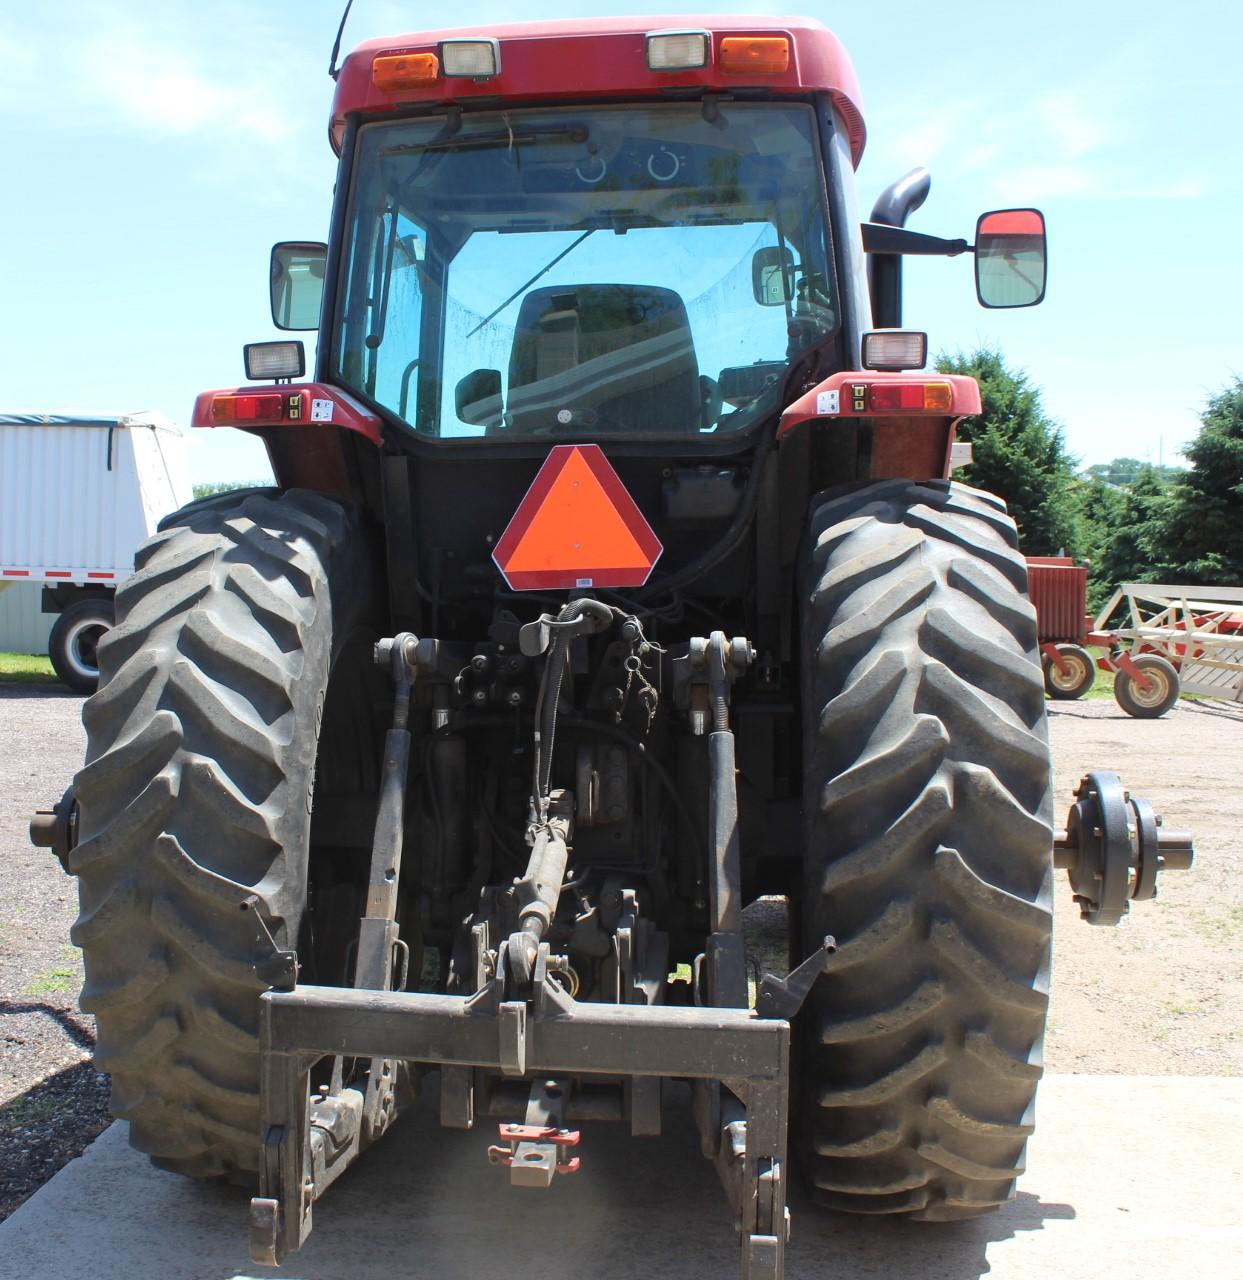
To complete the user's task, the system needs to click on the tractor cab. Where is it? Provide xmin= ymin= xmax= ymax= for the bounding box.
xmin=330 ymin=100 xmax=839 ymax=441
xmin=254 ymin=18 xmax=1043 ymax=460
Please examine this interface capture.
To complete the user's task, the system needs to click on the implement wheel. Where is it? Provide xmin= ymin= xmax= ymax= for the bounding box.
xmin=799 ymin=479 xmax=1053 ymax=1220
xmin=71 ymin=490 xmax=377 ymax=1179
xmin=1113 ymin=653 xmax=1179 ymax=718
xmin=1042 ymin=643 xmax=1096 ymax=700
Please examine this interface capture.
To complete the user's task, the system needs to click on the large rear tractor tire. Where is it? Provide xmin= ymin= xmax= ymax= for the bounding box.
xmin=799 ymin=479 xmax=1054 ymax=1220
xmin=70 ymin=489 xmax=374 ymax=1179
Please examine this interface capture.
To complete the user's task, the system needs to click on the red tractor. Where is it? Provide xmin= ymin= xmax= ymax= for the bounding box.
xmin=32 ymin=17 xmax=1192 ymax=1279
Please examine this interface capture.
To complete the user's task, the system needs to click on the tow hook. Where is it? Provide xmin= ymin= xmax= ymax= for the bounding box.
xmin=1054 ymin=771 xmax=1194 ymax=925
xmin=487 ymin=1123 xmax=582 ymax=1182
xmin=488 ymin=1075 xmax=582 ymax=1186
xmin=30 ymin=784 xmax=78 ymax=873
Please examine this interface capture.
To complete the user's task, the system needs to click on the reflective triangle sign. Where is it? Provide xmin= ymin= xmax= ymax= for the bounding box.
xmin=493 ymin=444 xmax=663 ymax=591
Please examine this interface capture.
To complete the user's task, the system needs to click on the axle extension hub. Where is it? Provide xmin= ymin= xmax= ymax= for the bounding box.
xmin=1054 ymin=771 xmax=1194 ymax=925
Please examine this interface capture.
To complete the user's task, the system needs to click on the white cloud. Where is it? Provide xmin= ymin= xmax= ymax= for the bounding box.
xmin=82 ymin=30 xmax=295 ymax=143
xmin=988 ymin=164 xmax=1209 ymax=204
xmin=1137 ymin=180 xmax=1207 ymax=200
xmin=887 ymin=102 xmax=979 ymax=168
xmin=1036 ymin=91 xmax=1111 ymax=160
xmin=0 ymin=8 xmax=309 ymax=147
xmin=957 ymin=142 xmax=1003 ymax=173
xmin=989 ymin=163 xmax=1098 ymax=202
xmin=871 ymin=75 xmax=1207 ymax=208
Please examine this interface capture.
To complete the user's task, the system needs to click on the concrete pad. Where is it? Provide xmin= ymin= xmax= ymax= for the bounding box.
xmin=2 ymin=1074 xmax=1240 ymax=1280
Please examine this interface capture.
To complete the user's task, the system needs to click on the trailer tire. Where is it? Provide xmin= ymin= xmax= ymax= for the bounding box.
xmin=48 ymin=597 xmax=114 ymax=694
xmin=1113 ymin=653 xmax=1179 ymax=718
xmin=71 ymin=489 xmax=375 ymax=1180
xmin=799 ymin=478 xmax=1054 ymax=1220
xmin=1042 ymin=643 xmax=1096 ymax=700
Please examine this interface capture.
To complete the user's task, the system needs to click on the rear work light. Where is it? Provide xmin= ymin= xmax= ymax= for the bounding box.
xmin=209 ymin=393 xmax=286 ymax=424
xmin=646 ymin=29 xmax=710 ymax=71
xmin=719 ymin=36 xmax=790 ymax=75
xmin=244 ymin=341 xmax=305 ymax=381
xmin=372 ymin=51 xmax=439 ymax=92
xmin=865 ymin=382 xmax=954 ymax=413
xmin=862 ymin=330 xmax=928 ymax=372
xmin=440 ymin=39 xmax=501 ymax=78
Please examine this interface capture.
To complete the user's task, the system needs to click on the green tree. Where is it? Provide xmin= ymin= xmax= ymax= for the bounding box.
xmin=1072 ymin=477 xmax=1127 ymax=612
xmin=192 ymin=480 xmax=264 ymax=501
xmin=1094 ymin=466 xmax=1175 ymax=601
xmin=936 ymin=348 xmax=1079 ymax=556
xmin=1081 ymin=457 xmax=1185 ymax=487
xmin=1162 ymin=378 xmax=1243 ymax=585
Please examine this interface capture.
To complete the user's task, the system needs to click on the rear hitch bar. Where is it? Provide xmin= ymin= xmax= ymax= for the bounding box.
xmin=246 ymin=932 xmax=835 ymax=1280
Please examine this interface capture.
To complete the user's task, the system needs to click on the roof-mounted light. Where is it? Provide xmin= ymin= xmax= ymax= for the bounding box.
xmin=862 ymin=330 xmax=928 ymax=372
xmin=441 ymin=38 xmax=501 ymax=78
xmin=719 ymin=35 xmax=790 ymax=75
xmin=372 ymin=51 xmax=439 ymax=92
xmin=645 ymin=29 xmax=710 ymax=71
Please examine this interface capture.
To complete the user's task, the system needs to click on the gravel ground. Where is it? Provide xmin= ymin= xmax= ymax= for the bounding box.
xmin=0 ymin=682 xmax=1239 ymax=1221
xmin=1046 ymin=696 xmax=1243 ymax=1076
xmin=0 ymin=684 xmax=110 ymax=1222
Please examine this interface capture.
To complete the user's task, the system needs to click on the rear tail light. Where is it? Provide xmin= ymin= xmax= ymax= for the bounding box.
xmin=209 ymin=393 xmax=285 ymax=424
xmin=440 ymin=39 xmax=501 ymax=78
xmin=646 ymin=30 xmax=710 ymax=71
xmin=867 ymin=382 xmax=954 ymax=413
xmin=719 ymin=36 xmax=790 ymax=75
xmin=372 ymin=51 xmax=439 ymax=92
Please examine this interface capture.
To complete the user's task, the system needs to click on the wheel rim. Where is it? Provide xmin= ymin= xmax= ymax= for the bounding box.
xmin=64 ymin=618 xmax=108 ymax=682
xmin=1048 ymin=654 xmax=1089 ymax=692
xmin=1129 ymin=665 xmax=1172 ymax=708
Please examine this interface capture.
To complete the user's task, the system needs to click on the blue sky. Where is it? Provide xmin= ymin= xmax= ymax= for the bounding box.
xmin=1 ymin=1 xmax=1239 ymax=482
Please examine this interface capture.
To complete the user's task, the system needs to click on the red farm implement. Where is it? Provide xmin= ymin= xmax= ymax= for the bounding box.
xmin=1028 ymin=558 xmax=1243 ymax=716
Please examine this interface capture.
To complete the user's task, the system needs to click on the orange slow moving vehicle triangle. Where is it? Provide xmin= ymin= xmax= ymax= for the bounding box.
xmin=493 ymin=444 xmax=663 ymax=590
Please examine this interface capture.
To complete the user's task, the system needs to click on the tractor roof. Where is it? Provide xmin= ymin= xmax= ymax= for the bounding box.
xmin=331 ymin=15 xmax=865 ymax=165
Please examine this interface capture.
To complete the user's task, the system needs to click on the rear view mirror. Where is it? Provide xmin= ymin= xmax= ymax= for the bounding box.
xmin=974 ymin=209 xmax=1046 ymax=308
xmin=752 ymin=246 xmax=795 ymax=306
xmin=270 ymin=242 xmax=327 ymax=330
xmin=456 ymin=368 xmax=503 ymax=428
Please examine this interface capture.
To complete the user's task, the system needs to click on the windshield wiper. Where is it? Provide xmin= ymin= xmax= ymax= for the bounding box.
xmin=381 ymin=124 xmax=588 ymax=157
xmin=465 ymin=228 xmax=594 ymax=339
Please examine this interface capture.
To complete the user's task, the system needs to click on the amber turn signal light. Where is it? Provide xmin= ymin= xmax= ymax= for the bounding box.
xmin=719 ymin=36 xmax=790 ymax=75
xmin=372 ymin=52 xmax=440 ymax=92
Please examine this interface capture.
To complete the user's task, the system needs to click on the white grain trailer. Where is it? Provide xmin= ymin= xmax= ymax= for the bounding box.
xmin=0 ymin=413 xmax=192 ymax=691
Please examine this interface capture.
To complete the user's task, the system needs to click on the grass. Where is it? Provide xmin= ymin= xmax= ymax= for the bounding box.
xmin=0 ymin=651 xmax=55 ymax=684
xmin=1193 ymin=905 xmax=1243 ymax=943
xmin=1080 ymin=666 xmax=1117 ymax=700
xmin=0 ymin=1093 xmax=62 ymax=1133
xmin=24 ymin=967 xmax=77 ymax=995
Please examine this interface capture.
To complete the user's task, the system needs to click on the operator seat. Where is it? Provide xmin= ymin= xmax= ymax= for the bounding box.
xmin=504 ymin=284 xmax=700 ymax=433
